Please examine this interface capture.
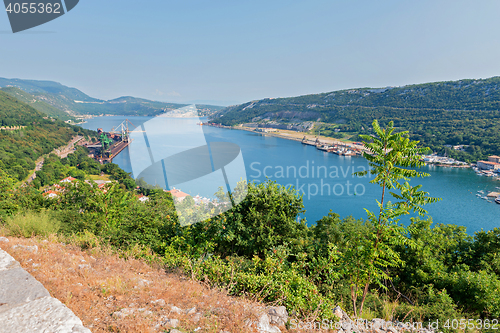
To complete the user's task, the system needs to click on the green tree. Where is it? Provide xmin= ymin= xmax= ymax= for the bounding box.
xmin=0 ymin=168 xmax=19 ymax=219
xmin=346 ymin=119 xmax=440 ymax=317
xmin=206 ymin=180 xmax=308 ymax=258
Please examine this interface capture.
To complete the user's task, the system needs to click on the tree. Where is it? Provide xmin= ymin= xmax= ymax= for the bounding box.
xmin=344 ymin=119 xmax=440 ymax=317
xmin=0 ymin=168 xmax=19 ymax=219
xmin=208 ymin=180 xmax=308 ymax=258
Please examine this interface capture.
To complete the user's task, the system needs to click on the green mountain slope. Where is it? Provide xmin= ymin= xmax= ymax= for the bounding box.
xmin=0 ymin=87 xmax=75 ymax=121
xmin=212 ymin=76 xmax=500 ymax=161
xmin=0 ymin=77 xmax=98 ymax=102
xmin=0 ymin=78 xmax=192 ymax=117
xmin=0 ymin=91 xmax=93 ymax=181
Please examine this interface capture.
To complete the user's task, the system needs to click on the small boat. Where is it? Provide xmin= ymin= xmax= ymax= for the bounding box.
xmin=496 ymin=196 xmax=500 ymax=204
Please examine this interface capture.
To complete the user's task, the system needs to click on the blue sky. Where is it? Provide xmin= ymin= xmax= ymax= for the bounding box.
xmin=1 ymin=0 xmax=500 ymax=105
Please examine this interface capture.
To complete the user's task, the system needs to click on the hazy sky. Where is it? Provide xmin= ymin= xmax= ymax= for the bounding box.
xmin=1 ymin=0 xmax=500 ymax=105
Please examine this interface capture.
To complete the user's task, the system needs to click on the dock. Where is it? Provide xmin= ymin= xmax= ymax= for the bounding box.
xmin=101 ymin=140 xmax=130 ymax=163
xmin=82 ymin=119 xmax=136 ymax=164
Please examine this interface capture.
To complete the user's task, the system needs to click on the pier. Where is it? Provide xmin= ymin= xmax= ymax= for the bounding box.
xmin=81 ymin=119 xmax=135 ymax=164
xmin=100 ymin=140 xmax=130 ymax=163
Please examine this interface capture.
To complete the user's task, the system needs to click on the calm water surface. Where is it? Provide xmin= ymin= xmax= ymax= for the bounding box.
xmin=80 ymin=116 xmax=500 ymax=233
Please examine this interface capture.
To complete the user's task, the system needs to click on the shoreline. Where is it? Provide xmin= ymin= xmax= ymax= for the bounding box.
xmin=229 ymin=125 xmax=368 ymax=152
xmin=227 ymin=126 xmax=484 ymax=171
xmin=428 ymin=163 xmax=471 ymax=169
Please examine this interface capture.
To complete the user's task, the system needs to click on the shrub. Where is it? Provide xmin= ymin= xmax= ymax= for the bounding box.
xmin=2 ymin=210 xmax=60 ymax=237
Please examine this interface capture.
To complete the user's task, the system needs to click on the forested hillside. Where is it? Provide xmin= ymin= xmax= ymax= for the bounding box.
xmin=0 ymin=77 xmax=214 ymax=117
xmin=0 ymin=87 xmax=76 ymax=121
xmin=0 ymin=91 xmax=93 ymax=181
xmin=213 ymin=76 xmax=500 ymax=161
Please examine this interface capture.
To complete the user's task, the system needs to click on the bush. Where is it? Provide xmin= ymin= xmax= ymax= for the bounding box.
xmin=2 ymin=210 xmax=60 ymax=237
xmin=161 ymin=245 xmax=338 ymax=319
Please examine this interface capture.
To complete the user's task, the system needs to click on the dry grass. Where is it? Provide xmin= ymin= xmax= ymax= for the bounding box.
xmin=88 ymin=175 xmax=112 ymax=181
xmin=0 ymin=235 xmax=307 ymax=333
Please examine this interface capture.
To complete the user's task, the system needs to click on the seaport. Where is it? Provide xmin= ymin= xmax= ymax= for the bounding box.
xmin=80 ymin=119 xmax=135 ymax=164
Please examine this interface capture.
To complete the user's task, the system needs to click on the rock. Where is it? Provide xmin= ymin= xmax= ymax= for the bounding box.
xmin=0 ymin=249 xmax=20 ymax=271
xmin=136 ymin=279 xmax=152 ymax=288
xmin=267 ymin=306 xmax=288 ymax=326
xmin=0 ymin=296 xmax=91 ymax=333
xmin=333 ymin=305 xmax=351 ymax=321
xmin=112 ymin=308 xmax=135 ymax=318
xmin=372 ymin=328 xmax=385 ymax=333
xmin=256 ymin=312 xmax=281 ymax=333
xmin=0 ymin=267 xmax=50 ymax=312
xmin=170 ymin=305 xmax=182 ymax=314
xmin=387 ymin=327 xmax=398 ymax=333
xmin=159 ymin=318 xmax=179 ymax=328
xmin=151 ymin=299 xmax=166 ymax=306
xmin=191 ymin=312 xmax=202 ymax=322
xmin=340 ymin=320 xmax=354 ymax=333
xmin=0 ymin=237 xmax=8 ymax=242
xmin=137 ymin=308 xmax=153 ymax=316
xmin=370 ymin=318 xmax=394 ymax=331
xmin=114 ymin=306 xmax=153 ymax=317
xmin=185 ymin=306 xmax=197 ymax=314
xmin=12 ymin=244 xmax=38 ymax=253
xmin=0 ymin=249 xmax=90 ymax=331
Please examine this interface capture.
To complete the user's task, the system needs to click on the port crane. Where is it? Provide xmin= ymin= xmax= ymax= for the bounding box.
xmin=110 ymin=119 xmax=136 ymax=142
xmin=98 ymin=133 xmax=113 ymax=158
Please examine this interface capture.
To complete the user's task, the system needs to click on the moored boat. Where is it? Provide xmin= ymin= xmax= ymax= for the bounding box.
xmin=496 ymin=196 xmax=500 ymax=204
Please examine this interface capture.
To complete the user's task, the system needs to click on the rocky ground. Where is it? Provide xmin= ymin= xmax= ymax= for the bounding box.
xmin=0 ymin=236 xmax=436 ymax=333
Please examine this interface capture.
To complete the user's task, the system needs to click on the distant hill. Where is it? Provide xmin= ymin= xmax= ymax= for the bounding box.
xmin=0 ymin=78 xmax=221 ymax=117
xmin=0 ymin=87 xmax=75 ymax=122
xmin=212 ymin=76 xmax=500 ymax=161
xmin=195 ymin=104 xmax=226 ymax=116
xmin=0 ymin=91 xmax=93 ymax=181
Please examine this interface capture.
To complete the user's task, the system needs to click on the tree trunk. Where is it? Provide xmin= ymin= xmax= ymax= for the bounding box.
xmin=359 ymin=280 xmax=370 ymax=316
xmin=351 ymin=285 xmax=358 ymax=318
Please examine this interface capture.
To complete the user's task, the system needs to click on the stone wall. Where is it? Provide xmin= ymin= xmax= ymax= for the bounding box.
xmin=0 ymin=241 xmax=91 ymax=333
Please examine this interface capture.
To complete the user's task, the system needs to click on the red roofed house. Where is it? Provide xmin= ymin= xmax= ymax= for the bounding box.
xmin=97 ymin=183 xmax=108 ymax=193
xmin=60 ymin=176 xmax=77 ymax=183
xmin=166 ymin=188 xmax=189 ymax=202
xmin=477 ymin=160 xmax=500 ymax=171
xmin=136 ymin=194 xmax=149 ymax=202
xmin=489 ymin=155 xmax=500 ymax=163
xmin=43 ymin=190 xmax=59 ymax=199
